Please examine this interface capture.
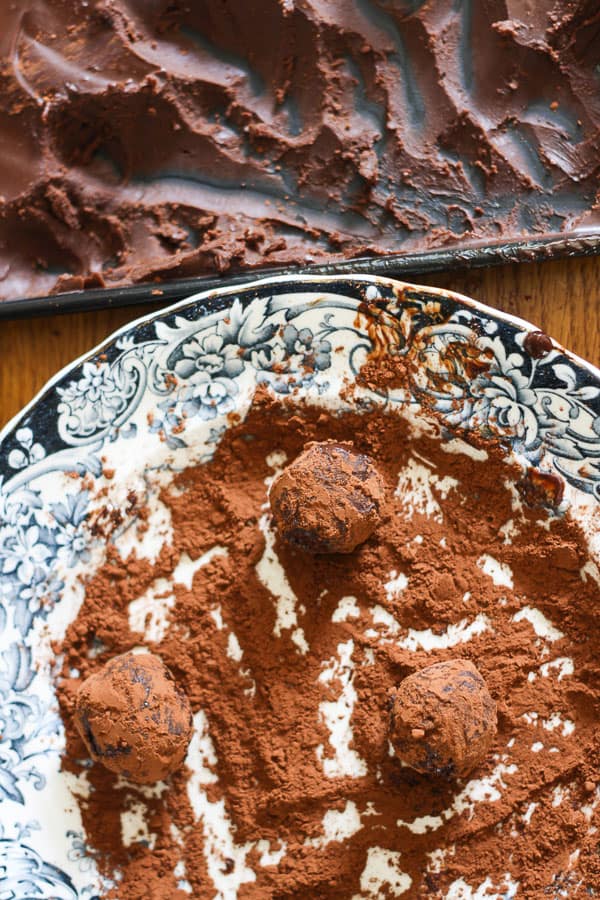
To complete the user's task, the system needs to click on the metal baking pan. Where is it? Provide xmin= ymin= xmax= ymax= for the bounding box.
xmin=1 ymin=231 xmax=599 ymax=320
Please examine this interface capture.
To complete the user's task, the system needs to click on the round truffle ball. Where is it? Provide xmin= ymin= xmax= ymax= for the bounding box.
xmin=389 ymin=659 xmax=497 ymax=779
xmin=74 ymin=652 xmax=193 ymax=784
xmin=269 ymin=441 xmax=385 ymax=553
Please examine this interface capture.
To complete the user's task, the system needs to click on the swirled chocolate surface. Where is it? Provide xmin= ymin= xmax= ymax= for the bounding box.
xmin=1 ymin=0 xmax=599 ymax=302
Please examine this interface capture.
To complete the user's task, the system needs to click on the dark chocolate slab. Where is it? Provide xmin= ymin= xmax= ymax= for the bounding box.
xmin=1 ymin=0 xmax=599 ymax=309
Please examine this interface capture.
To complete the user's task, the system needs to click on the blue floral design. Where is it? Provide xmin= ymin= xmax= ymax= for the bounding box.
xmin=51 ymin=492 xmax=91 ymax=568
xmin=411 ymin=329 xmax=543 ymax=452
xmin=0 ymin=838 xmax=78 ymax=900
xmin=0 ymin=645 xmax=60 ymax=804
xmin=180 ymin=372 xmax=239 ymax=420
xmin=281 ymin=324 xmax=332 ymax=373
xmin=151 ymin=301 xmax=334 ymax=442
xmin=66 ymin=831 xmax=98 ymax=874
xmin=56 ymin=357 xmax=143 ymax=446
xmin=7 ymin=428 xmax=46 ymax=471
xmin=12 ymin=568 xmax=65 ymax=637
xmin=174 ymin=332 xmax=245 ymax=380
xmin=0 ymin=523 xmax=60 ymax=636
xmin=409 ymin=320 xmax=600 ymax=480
xmin=2 ymin=524 xmax=52 ymax=585
xmin=0 ymin=483 xmax=89 ymax=635
xmin=57 ymin=362 xmax=124 ymax=435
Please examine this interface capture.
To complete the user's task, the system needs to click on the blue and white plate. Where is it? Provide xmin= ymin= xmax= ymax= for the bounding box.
xmin=1 ymin=274 xmax=599 ymax=898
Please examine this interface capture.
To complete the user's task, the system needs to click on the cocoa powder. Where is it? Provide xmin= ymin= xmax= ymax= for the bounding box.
xmin=56 ymin=394 xmax=600 ymax=898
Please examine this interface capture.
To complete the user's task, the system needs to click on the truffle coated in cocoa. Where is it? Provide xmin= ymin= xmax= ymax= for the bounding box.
xmin=268 ymin=441 xmax=385 ymax=553
xmin=74 ymin=652 xmax=193 ymax=784
xmin=389 ymin=659 xmax=497 ymax=779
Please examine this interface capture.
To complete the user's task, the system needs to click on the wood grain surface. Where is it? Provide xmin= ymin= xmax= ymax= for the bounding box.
xmin=1 ymin=254 xmax=599 ymax=430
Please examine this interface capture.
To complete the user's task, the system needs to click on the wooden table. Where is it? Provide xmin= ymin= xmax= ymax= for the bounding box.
xmin=2 ymin=255 xmax=599 ymax=430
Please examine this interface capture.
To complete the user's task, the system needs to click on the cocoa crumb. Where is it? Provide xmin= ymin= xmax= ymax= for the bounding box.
xmin=524 ymin=330 xmax=554 ymax=358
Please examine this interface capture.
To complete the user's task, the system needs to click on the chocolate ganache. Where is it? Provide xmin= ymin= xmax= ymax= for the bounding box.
xmin=1 ymin=0 xmax=599 ymax=302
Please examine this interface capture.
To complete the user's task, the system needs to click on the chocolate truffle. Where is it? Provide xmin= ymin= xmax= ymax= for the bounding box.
xmin=74 ymin=652 xmax=193 ymax=784
xmin=389 ymin=659 xmax=497 ymax=779
xmin=269 ymin=441 xmax=385 ymax=553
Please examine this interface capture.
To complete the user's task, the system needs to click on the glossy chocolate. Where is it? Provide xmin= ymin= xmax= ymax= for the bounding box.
xmin=1 ymin=0 xmax=599 ymax=302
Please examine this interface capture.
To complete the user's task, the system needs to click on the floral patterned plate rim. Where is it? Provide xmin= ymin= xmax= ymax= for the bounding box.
xmin=0 ymin=272 xmax=599 ymax=899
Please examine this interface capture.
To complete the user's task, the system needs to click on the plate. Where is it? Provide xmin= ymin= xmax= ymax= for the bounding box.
xmin=1 ymin=273 xmax=599 ymax=897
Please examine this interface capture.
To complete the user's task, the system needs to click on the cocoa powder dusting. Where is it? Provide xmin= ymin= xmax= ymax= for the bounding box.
xmin=389 ymin=659 xmax=497 ymax=780
xmin=56 ymin=393 xmax=600 ymax=898
xmin=269 ymin=441 xmax=385 ymax=553
xmin=74 ymin=651 xmax=193 ymax=785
